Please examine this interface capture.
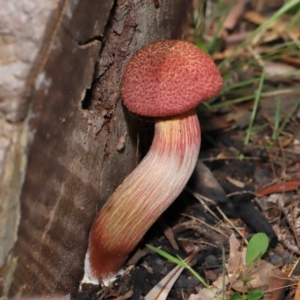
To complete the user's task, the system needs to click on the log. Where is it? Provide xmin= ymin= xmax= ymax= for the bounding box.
xmin=0 ymin=0 xmax=193 ymax=297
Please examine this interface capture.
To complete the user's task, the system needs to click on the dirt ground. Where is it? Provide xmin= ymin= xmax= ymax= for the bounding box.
xmin=80 ymin=0 xmax=300 ymax=299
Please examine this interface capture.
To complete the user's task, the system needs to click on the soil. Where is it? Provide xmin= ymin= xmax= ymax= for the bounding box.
xmin=78 ymin=0 xmax=300 ymax=298
xmin=79 ymin=109 xmax=300 ymax=299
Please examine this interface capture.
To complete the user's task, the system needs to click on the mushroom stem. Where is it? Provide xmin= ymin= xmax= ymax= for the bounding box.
xmin=89 ymin=109 xmax=201 ymax=280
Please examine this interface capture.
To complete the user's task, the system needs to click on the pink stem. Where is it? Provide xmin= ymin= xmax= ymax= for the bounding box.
xmin=88 ymin=109 xmax=201 ymax=280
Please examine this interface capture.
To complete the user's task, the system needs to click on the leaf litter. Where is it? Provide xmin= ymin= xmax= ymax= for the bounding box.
xmin=80 ymin=0 xmax=300 ymax=299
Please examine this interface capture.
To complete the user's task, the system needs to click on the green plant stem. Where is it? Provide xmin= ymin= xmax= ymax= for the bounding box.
xmin=272 ymin=96 xmax=281 ymax=141
xmin=277 ymin=98 xmax=300 ymax=137
xmin=210 ymin=88 xmax=300 ymax=109
xmin=244 ymin=70 xmax=265 ymax=145
xmin=218 ymin=0 xmax=300 ymax=69
xmin=177 ymin=257 xmax=223 ymax=300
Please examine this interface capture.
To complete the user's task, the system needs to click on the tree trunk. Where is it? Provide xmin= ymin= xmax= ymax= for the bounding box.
xmin=0 ymin=0 xmax=193 ymax=297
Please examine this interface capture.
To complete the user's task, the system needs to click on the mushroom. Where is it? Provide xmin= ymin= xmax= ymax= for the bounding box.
xmin=87 ymin=40 xmax=223 ymax=281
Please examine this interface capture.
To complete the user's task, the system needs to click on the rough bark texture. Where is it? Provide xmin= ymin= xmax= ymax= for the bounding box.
xmin=0 ymin=0 xmax=193 ymax=298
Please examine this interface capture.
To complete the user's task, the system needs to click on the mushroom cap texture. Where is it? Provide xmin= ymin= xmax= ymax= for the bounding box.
xmin=122 ymin=40 xmax=223 ymax=117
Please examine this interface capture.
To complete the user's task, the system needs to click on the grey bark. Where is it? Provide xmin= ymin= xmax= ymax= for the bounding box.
xmin=0 ymin=0 xmax=193 ymax=297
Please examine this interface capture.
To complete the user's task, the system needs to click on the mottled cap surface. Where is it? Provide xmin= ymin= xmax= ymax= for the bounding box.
xmin=122 ymin=40 xmax=223 ymax=117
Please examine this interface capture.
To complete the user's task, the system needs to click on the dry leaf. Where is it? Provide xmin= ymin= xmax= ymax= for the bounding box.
xmin=232 ymin=260 xmax=281 ymax=292
xmin=263 ymin=61 xmax=297 ymax=77
xmin=294 ymin=279 xmax=300 ymax=300
xmin=227 ymin=234 xmax=244 ymax=276
xmin=226 ymin=177 xmax=245 ymax=188
xmin=244 ymin=10 xmax=300 ymax=42
xmin=159 ymin=218 xmax=179 ymax=250
xmin=188 ymin=288 xmax=216 ymax=300
xmin=144 ymin=255 xmax=193 ymax=300
xmin=225 ymin=31 xmax=252 ymax=45
xmin=278 ymin=134 xmax=294 ymax=148
xmin=226 ymin=109 xmax=251 ymax=129
xmin=201 ymin=114 xmax=234 ymax=132
xmin=278 ymin=228 xmax=300 ymax=255
xmin=258 ymin=180 xmax=300 ymax=195
xmin=222 ymin=0 xmax=248 ymax=31
xmin=251 ymin=0 xmax=284 ymax=13
xmin=264 ymin=268 xmax=289 ymax=300
xmin=188 ymin=274 xmax=228 ymax=300
xmin=16 ymin=298 xmax=64 ymax=300
xmin=226 ymin=234 xmax=247 ymax=290
xmin=224 ymin=234 xmax=286 ymax=295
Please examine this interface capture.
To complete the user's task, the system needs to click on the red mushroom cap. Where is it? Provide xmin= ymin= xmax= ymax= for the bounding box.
xmin=122 ymin=40 xmax=223 ymax=117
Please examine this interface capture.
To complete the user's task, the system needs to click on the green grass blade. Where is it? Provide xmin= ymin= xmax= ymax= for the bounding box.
xmin=244 ymin=70 xmax=265 ymax=145
xmin=146 ymin=244 xmax=185 ymax=267
xmin=176 ymin=257 xmax=223 ymax=300
xmin=210 ymin=87 xmax=300 ymax=109
xmin=147 ymin=244 xmax=223 ymax=300
xmin=218 ymin=0 xmax=300 ymax=69
xmin=207 ymin=0 xmax=229 ymax=53
xmin=272 ymin=96 xmax=282 ymax=141
xmin=277 ymin=98 xmax=300 ymax=137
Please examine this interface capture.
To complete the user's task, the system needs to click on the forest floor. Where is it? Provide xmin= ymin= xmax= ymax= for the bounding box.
xmin=81 ymin=0 xmax=300 ymax=299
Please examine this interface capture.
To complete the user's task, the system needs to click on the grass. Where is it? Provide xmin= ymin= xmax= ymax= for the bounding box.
xmin=216 ymin=0 xmax=300 ymax=69
xmin=244 ymin=69 xmax=265 ymax=145
xmin=147 ymin=233 xmax=269 ymax=300
xmin=194 ymin=0 xmax=300 ymax=145
xmin=142 ymin=1 xmax=300 ymax=298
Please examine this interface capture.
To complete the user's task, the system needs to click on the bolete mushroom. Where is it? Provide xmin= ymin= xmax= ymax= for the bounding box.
xmin=87 ymin=40 xmax=223 ymax=281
